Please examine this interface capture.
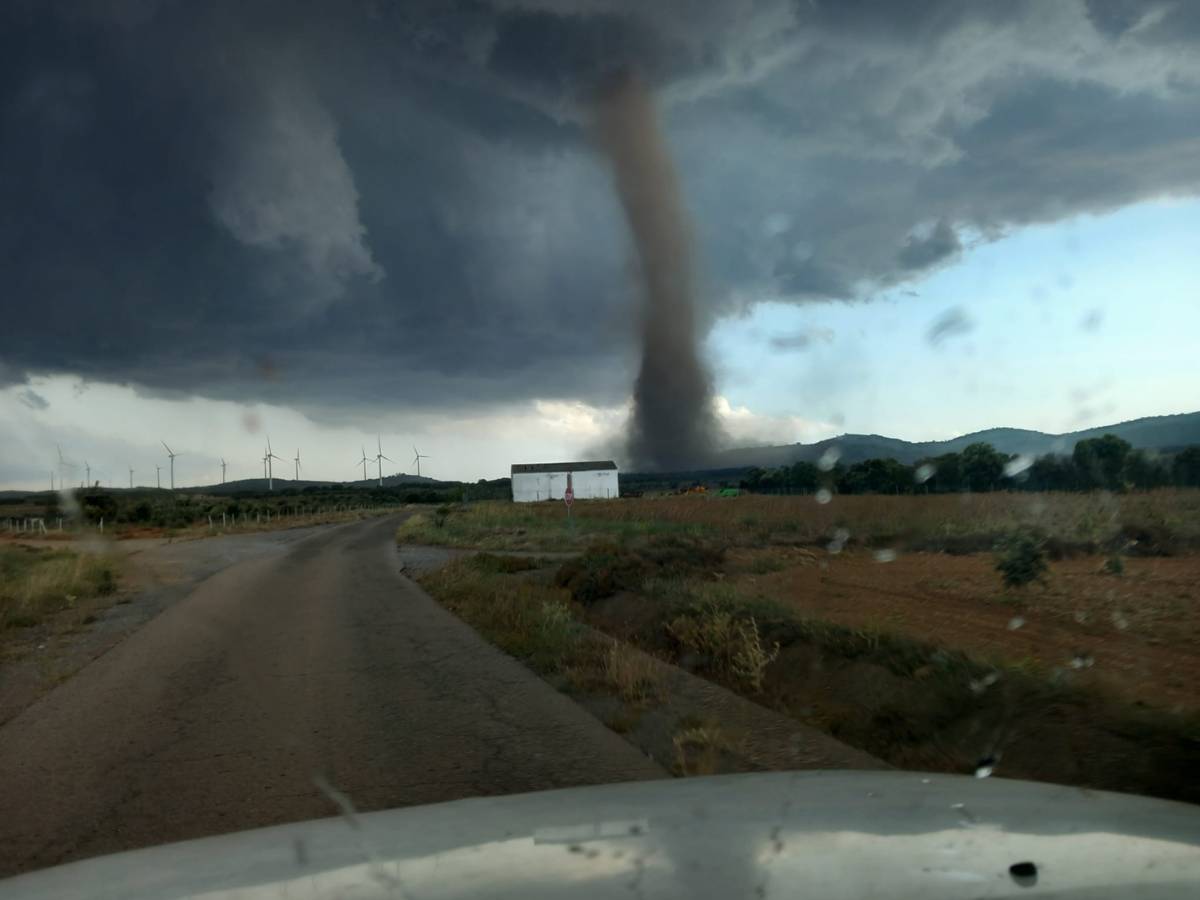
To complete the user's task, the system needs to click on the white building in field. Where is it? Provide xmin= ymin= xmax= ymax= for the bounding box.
xmin=510 ymin=460 xmax=620 ymax=502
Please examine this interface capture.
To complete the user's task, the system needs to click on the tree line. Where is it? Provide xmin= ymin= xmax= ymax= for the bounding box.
xmin=739 ymin=435 xmax=1200 ymax=495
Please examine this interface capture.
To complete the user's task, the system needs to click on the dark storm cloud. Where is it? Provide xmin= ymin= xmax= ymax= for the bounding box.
xmin=17 ymin=388 xmax=49 ymax=410
xmin=769 ymin=328 xmax=835 ymax=353
xmin=927 ymin=307 xmax=974 ymax=346
xmin=2 ymin=0 xmax=1200 ymax=419
xmin=898 ymin=220 xmax=961 ymax=271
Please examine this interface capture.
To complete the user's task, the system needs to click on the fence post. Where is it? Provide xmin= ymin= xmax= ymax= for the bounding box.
xmin=99 ymin=517 xmax=104 ymax=533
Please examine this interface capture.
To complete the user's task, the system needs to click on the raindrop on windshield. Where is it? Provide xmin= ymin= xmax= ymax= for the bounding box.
xmin=817 ymin=447 xmax=841 ymax=472
xmin=827 ymin=527 xmax=850 ymax=554
xmin=1004 ymin=455 xmax=1033 ymax=477
xmin=873 ymin=548 xmax=897 ymax=563
xmin=815 ymin=488 xmax=832 ymax=505
xmin=1007 ymin=616 xmax=1025 ymax=631
xmin=914 ymin=463 xmax=936 ymax=484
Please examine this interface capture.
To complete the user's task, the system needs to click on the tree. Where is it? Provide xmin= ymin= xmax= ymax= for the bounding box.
xmin=916 ymin=452 xmax=962 ymax=493
xmin=838 ymin=458 xmax=913 ymax=494
xmin=1121 ymin=450 xmax=1169 ymax=490
xmin=1173 ymin=447 xmax=1200 ymax=487
xmin=960 ymin=443 xmax=1007 ymax=492
xmin=1024 ymin=455 xmax=1078 ymax=492
xmin=1073 ymin=434 xmax=1132 ymax=489
xmin=788 ymin=461 xmax=820 ymax=493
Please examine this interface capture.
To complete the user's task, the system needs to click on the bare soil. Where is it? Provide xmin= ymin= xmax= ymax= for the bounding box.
xmin=735 ymin=549 xmax=1200 ymax=712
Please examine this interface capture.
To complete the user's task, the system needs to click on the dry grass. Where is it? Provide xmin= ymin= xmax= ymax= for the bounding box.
xmin=672 ymin=722 xmax=727 ymax=776
xmin=1 ymin=546 xmax=119 ymax=628
xmin=602 ymin=641 xmax=663 ymax=704
xmin=418 ymin=557 xmax=585 ymax=673
xmin=397 ymin=490 xmax=1200 ymax=555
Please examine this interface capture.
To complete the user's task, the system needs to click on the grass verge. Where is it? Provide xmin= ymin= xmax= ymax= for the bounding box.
xmin=396 ymin=490 xmax=1200 ymax=556
xmin=415 ymin=535 xmax=1200 ymax=803
xmin=1 ymin=545 xmax=119 ymax=629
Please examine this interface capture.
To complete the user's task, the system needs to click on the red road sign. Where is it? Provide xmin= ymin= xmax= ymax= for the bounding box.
xmin=564 ymin=473 xmax=574 ymax=506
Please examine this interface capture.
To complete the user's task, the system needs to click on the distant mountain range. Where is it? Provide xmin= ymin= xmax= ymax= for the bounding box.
xmin=716 ymin=412 xmax=1200 ymax=469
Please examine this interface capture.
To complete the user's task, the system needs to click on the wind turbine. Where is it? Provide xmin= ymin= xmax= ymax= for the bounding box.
xmin=156 ymin=465 xmax=162 ymax=489
xmin=293 ymin=448 xmax=302 ymax=481
xmin=220 ymin=458 xmax=227 ymax=484
xmin=412 ymin=446 xmax=430 ymax=479
xmin=374 ymin=436 xmax=391 ymax=488
xmin=161 ymin=441 xmax=178 ymax=490
xmin=129 ymin=466 xmax=134 ymax=489
xmin=264 ymin=437 xmax=284 ymax=491
xmin=357 ymin=445 xmax=370 ymax=482
xmin=84 ymin=460 xmax=92 ymax=489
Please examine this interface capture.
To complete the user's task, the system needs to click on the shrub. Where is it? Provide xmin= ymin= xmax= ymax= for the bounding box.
xmin=603 ymin=641 xmax=662 ymax=704
xmin=554 ymin=543 xmax=650 ymax=606
xmin=672 ymin=724 xmax=726 ymax=776
xmin=1102 ymin=554 xmax=1125 ymax=576
xmin=555 ymin=535 xmax=725 ymax=606
xmin=469 ymin=553 xmax=540 ymax=574
xmin=666 ymin=591 xmax=779 ymax=692
xmin=994 ymin=530 xmax=1049 ymax=589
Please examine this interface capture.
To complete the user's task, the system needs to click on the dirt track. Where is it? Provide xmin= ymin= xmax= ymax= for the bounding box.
xmin=0 ymin=515 xmax=663 ymax=877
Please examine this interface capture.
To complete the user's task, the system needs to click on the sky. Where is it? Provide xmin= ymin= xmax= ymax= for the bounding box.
xmin=2 ymin=0 xmax=1200 ymax=488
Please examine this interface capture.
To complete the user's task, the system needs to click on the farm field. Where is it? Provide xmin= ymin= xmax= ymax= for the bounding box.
xmin=402 ymin=491 xmax=1200 ymax=801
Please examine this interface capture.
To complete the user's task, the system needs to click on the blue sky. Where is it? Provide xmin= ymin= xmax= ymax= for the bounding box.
xmin=707 ymin=198 xmax=1200 ymax=444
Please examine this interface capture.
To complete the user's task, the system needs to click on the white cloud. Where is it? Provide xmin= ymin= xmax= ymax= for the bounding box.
xmin=711 ymin=395 xmax=838 ymax=447
xmin=0 ymin=377 xmax=841 ymax=489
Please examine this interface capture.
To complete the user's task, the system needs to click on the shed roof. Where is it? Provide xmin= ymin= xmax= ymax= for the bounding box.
xmin=510 ymin=460 xmax=618 ymax=475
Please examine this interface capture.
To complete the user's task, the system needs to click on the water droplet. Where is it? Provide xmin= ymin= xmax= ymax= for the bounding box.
xmin=817 ymin=447 xmax=841 ymax=472
xmin=1111 ymin=612 xmax=1128 ymax=631
xmin=1007 ymin=616 xmax=1025 ymax=631
xmin=951 ymin=802 xmax=978 ymax=825
xmin=1069 ymin=654 xmax=1094 ymax=670
xmin=1073 ymin=610 xmax=1088 ymax=624
xmin=974 ymin=764 xmax=994 ymax=779
xmin=873 ymin=548 xmax=897 ymax=563
xmin=1004 ymin=455 xmax=1033 ymax=478
xmin=968 ymin=672 xmax=999 ymax=695
xmin=815 ymin=488 xmax=832 ymax=505
xmin=914 ymin=463 xmax=936 ymax=484
xmin=826 ymin=527 xmax=850 ymax=554
xmin=920 ymin=778 xmax=932 ymax=784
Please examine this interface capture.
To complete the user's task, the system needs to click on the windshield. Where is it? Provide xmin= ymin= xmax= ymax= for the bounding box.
xmin=1 ymin=0 xmax=1198 ymax=891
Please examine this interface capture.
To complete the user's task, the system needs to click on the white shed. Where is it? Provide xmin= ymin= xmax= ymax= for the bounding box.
xmin=510 ymin=460 xmax=620 ymax=502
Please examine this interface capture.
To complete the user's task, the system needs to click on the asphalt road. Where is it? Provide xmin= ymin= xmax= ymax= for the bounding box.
xmin=0 ymin=515 xmax=664 ymax=877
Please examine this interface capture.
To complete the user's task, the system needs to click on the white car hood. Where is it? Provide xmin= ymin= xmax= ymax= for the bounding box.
xmin=4 ymin=771 xmax=1199 ymax=899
